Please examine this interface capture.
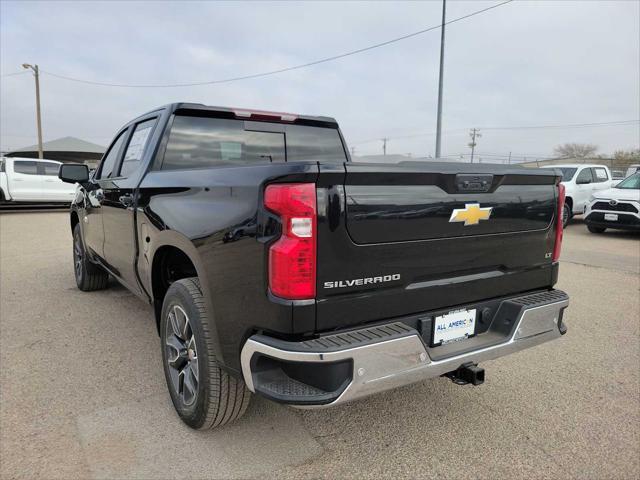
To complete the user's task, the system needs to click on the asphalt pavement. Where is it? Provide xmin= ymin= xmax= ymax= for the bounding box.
xmin=1 ymin=212 xmax=638 ymax=479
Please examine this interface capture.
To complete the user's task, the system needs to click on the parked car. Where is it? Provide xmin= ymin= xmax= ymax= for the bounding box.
xmin=0 ymin=157 xmax=76 ymax=203
xmin=59 ymin=103 xmax=569 ymax=430
xmin=540 ymin=164 xmax=613 ymax=227
xmin=625 ymin=164 xmax=640 ymax=178
xmin=611 ymin=169 xmax=626 ymax=181
xmin=584 ymin=172 xmax=640 ymax=233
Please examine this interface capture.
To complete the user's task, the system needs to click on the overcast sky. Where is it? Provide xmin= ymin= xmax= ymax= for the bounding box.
xmin=1 ymin=0 xmax=638 ymax=162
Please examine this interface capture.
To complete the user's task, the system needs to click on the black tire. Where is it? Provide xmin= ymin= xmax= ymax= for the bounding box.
xmin=588 ymin=225 xmax=606 ymax=233
xmin=562 ymin=203 xmax=572 ymax=228
xmin=73 ymin=223 xmax=109 ymax=291
xmin=161 ymin=277 xmax=250 ymax=430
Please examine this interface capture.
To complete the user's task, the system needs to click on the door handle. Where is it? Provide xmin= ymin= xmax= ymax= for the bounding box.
xmin=119 ymin=194 xmax=134 ymax=207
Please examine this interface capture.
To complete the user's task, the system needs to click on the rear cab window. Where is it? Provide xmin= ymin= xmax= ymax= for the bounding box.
xmin=160 ymin=115 xmax=346 ymax=170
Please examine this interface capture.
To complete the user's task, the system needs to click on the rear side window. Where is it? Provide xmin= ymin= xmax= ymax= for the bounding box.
xmin=161 ymin=115 xmax=346 ymax=170
xmin=120 ymin=118 xmax=157 ymax=177
xmin=13 ymin=160 xmax=38 ymax=175
xmin=41 ymin=162 xmax=61 ymax=176
xmin=0 ymin=160 xmax=5 ymax=173
xmin=576 ymin=168 xmax=593 ymax=183
xmin=98 ymin=130 xmax=128 ymax=179
xmin=592 ymin=167 xmax=609 ymax=182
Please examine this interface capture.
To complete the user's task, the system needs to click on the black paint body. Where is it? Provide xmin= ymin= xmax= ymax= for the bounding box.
xmin=68 ymin=103 xmax=562 ymax=377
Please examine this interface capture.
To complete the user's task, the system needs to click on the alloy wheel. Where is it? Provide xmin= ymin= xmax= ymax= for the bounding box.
xmin=165 ymin=305 xmax=199 ymax=406
xmin=73 ymin=231 xmax=83 ymax=281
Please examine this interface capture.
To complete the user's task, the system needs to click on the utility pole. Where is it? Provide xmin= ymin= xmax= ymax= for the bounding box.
xmin=382 ymin=138 xmax=388 ymax=156
xmin=22 ymin=63 xmax=43 ymax=159
xmin=508 ymin=151 xmax=512 ymax=164
xmin=434 ymin=0 xmax=446 ymax=159
xmin=350 ymin=146 xmax=356 ymax=157
xmin=468 ymin=128 xmax=481 ymax=163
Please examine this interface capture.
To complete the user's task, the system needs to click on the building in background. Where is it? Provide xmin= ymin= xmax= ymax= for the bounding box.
xmin=5 ymin=136 xmax=105 ymax=168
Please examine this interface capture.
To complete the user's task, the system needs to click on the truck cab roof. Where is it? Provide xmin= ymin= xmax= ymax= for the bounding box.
xmin=138 ymin=103 xmax=338 ymax=127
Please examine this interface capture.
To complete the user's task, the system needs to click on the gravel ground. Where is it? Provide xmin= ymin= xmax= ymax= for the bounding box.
xmin=1 ymin=212 xmax=638 ymax=479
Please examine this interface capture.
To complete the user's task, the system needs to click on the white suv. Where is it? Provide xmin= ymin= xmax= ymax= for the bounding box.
xmin=541 ymin=164 xmax=613 ymax=226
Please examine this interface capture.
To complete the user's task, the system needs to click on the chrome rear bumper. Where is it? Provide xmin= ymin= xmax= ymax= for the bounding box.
xmin=241 ymin=290 xmax=569 ymax=408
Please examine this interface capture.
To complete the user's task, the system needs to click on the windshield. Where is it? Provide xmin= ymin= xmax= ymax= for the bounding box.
xmin=616 ymin=173 xmax=640 ymax=189
xmin=556 ymin=167 xmax=578 ymax=180
xmin=542 ymin=167 xmax=577 ymax=180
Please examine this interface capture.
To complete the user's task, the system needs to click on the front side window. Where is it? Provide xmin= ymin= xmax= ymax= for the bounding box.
xmin=98 ymin=130 xmax=128 ymax=179
xmin=13 ymin=160 xmax=38 ymax=175
xmin=576 ymin=168 xmax=593 ymax=183
xmin=592 ymin=167 xmax=609 ymax=183
xmin=120 ymin=119 xmax=157 ymax=177
xmin=41 ymin=162 xmax=61 ymax=176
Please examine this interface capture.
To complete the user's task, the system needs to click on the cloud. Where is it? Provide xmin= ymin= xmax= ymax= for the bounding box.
xmin=1 ymin=0 xmax=638 ymax=160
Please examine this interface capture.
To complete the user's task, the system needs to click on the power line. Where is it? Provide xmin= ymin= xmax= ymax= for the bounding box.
xmin=1 ymin=71 xmax=29 ymax=78
xmin=35 ymin=1 xmax=513 ymax=88
xmin=481 ymin=119 xmax=640 ymax=130
xmin=350 ymin=119 xmax=640 ymax=145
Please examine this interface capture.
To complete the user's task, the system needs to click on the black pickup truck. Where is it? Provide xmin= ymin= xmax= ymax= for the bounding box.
xmin=59 ymin=103 xmax=569 ymax=430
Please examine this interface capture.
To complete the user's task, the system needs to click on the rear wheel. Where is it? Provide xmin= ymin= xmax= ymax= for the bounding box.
xmin=588 ymin=225 xmax=606 ymax=233
xmin=73 ymin=223 xmax=109 ymax=291
xmin=562 ymin=204 xmax=572 ymax=228
xmin=161 ymin=277 xmax=250 ymax=430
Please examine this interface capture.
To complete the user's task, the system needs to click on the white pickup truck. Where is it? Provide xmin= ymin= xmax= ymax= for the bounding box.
xmin=0 ymin=157 xmax=77 ymax=204
xmin=541 ymin=164 xmax=613 ymax=226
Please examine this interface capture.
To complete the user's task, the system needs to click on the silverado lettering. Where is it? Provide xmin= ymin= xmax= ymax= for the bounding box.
xmin=59 ymin=103 xmax=569 ymax=430
xmin=324 ymin=274 xmax=401 ymax=289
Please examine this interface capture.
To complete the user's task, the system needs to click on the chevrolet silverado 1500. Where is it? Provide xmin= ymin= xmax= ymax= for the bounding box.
xmin=59 ymin=103 xmax=569 ymax=429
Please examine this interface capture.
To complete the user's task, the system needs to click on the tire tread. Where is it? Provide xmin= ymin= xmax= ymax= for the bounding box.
xmin=170 ymin=277 xmax=250 ymax=430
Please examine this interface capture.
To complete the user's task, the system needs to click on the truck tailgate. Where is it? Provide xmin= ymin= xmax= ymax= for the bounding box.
xmin=315 ymin=162 xmax=561 ymax=331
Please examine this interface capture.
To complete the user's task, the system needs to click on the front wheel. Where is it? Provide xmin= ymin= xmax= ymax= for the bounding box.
xmin=73 ymin=223 xmax=109 ymax=291
xmin=588 ymin=225 xmax=606 ymax=233
xmin=161 ymin=277 xmax=250 ymax=429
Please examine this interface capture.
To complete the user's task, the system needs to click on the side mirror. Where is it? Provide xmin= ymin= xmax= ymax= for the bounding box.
xmin=59 ymin=164 xmax=89 ymax=185
xmin=576 ymin=177 xmax=591 ymax=185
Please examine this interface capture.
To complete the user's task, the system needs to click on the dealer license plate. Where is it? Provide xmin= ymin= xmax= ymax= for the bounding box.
xmin=604 ymin=213 xmax=618 ymax=221
xmin=433 ymin=309 xmax=476 ymax=345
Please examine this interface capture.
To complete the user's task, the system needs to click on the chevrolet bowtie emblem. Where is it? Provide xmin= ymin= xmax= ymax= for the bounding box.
xmin=449 ymin=203 xmax=493 ymax=226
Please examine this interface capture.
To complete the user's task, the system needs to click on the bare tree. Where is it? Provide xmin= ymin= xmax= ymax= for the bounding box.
xmin=553 ymin=143 xmax=598 ymax=159
xmin=613 ymin=148 xmax=640 ymax=162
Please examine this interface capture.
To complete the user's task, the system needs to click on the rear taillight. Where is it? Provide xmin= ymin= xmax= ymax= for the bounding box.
xmin=264 ymin=183 xmax=317 ymax=299
xmin=552 ymin=183 xmax=565 ymax=262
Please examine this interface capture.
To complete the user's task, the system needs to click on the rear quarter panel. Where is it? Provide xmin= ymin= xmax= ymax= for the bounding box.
xmin=136 ymin=162 xmax=320 ymax=373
